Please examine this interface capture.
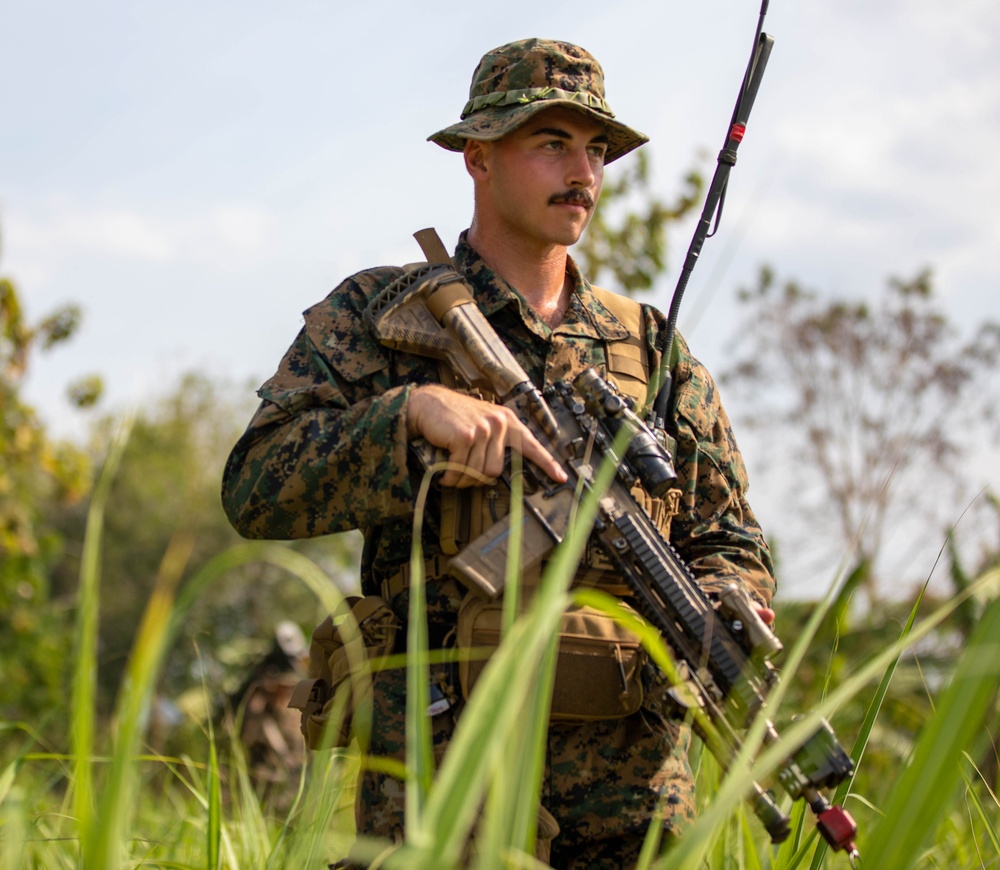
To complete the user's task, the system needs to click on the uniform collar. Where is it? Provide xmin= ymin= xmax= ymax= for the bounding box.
xmin=454 ymin=231 xmax=631 ymax=342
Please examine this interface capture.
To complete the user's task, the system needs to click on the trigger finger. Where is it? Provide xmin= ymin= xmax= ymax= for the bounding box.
xmin=511 ymin=427 xmax=567 ymax=484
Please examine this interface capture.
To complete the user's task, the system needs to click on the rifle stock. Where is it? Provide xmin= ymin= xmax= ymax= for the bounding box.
xmin=366 ymin=263 xmax=859 ymax=858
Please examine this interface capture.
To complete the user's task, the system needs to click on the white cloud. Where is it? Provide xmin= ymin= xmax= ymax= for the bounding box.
xmin=5 ymin=200 xmax=273 ymax=282
xmin=14 ymin=206 xmax=172 ymax=263
xmin=209 ymin=206 xmax=269 ymax=252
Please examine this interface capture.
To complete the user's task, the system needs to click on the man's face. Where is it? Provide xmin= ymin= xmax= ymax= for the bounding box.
xmin=467 ymin=106 xmax=608 ymax=249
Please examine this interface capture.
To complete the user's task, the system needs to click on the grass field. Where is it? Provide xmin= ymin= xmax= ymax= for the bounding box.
xmin=2 ymin=431 xmax=998 ymax=869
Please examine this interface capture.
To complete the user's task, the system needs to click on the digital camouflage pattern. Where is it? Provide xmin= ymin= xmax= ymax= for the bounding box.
xmin=221 ymin=231 xmax=776 ymax=860
xmin=428 ymin=38 xmax=648 ymax=165
xmin=356 ymin=662 xmax=696 ymax=869
xmin=223 ymin=232 xmax=774 ymax=608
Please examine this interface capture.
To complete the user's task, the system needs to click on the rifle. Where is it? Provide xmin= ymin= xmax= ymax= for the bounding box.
xmin=364 ymin=260 xmax=860 ymax=859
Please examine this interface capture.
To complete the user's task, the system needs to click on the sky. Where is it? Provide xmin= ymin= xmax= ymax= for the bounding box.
xmin=3 ymin=0 xmax=999 ymax=596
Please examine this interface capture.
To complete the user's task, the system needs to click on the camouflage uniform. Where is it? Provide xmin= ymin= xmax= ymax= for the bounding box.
xmin=222 ymin=235 xmax=774 ymax=861
xmin=222 ymin=36 xmax=775 ymax=870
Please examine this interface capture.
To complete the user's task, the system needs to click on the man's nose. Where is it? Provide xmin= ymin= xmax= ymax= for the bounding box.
xmin=565 ymin=147 xmax=597 ymax=188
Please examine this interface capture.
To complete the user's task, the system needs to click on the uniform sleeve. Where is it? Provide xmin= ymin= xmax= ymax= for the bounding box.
xmin=665 ymin=333 xmax=776 ymax=607
xmin=221 ymin=271 xmax=420 ymax=539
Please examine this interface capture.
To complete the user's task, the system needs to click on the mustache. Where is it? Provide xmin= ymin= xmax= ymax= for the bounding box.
xmin=548 ymin=189 xmax=595 ymax=209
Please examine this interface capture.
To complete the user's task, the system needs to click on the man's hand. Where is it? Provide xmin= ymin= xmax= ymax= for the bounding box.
xmin=407 ymin=384 xmax=568 ymax=488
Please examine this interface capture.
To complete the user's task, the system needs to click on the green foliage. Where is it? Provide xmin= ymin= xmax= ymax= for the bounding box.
xmin=53 ymin=419 xmax=359 ymax=866
xmin=0 ymin=274 xmax=360 ymax=744
xmin=0 ymin=338 xmax=359 ymax=739
xmin=66 ymin=374 xmax=104 ymax=409
xmin=45 ymin=372 xmax=359 ymax=718
xmin=3 ymin=214 xmax=999 ymax=869
xmin=861 ymin=594 xmax=1000 ymax=868
xmin=3 ymin=474 xmax=999 ymax=867
xmin=0 ymin=268 xmax=97 ymax=726
xmin=576 ymin=150 xmax=703 ymax=294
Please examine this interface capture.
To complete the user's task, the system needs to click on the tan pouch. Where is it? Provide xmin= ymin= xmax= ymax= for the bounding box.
xmin=455 ymin=593 xmax=646 ymax=721
xmin=289 ymin=596 xmax=399 ymax=749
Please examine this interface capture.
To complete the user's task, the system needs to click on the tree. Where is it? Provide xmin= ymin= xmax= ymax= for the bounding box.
xmin=576 ymin=150 xmax=703 ymax=294
xmin=48 ymin=373 xmax=361 ymax=716
xmin=721 ymin=266 xmax=1000 ymax=602
xmin=0 ymin=234 xmax=101 ymax=725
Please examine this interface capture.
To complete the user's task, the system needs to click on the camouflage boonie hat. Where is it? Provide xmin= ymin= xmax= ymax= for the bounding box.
xmin=429 ymin=38 xmax=648 ymax=164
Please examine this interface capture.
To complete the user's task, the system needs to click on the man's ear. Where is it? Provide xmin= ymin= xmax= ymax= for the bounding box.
xmin=464 ymin=139 xmax=491 ymax=179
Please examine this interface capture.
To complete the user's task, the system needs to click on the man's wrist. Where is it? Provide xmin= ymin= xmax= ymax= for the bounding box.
xmin=406 ymin=384 xmax=437 ymax=438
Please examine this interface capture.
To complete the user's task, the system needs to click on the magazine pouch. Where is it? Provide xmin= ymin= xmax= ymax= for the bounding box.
xmin=289 ymin=596 xmax=399 ymax=749
xmin=455 ymin=593 xmax=646 ymax=721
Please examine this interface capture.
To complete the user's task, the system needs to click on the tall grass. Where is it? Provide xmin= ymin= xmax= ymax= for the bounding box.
xmin=2 ymin=426 xmax=998 ymax=869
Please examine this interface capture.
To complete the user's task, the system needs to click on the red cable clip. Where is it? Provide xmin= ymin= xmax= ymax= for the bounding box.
xmin=729 ymin=123 xmax=747 ymax=142
xmin=816 ymin=805 xmax=858 ymax=855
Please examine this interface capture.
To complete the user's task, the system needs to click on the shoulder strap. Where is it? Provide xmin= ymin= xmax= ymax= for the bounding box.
xmin=590 ymin=287 xmax=683 ymax=428
xmin=591 ymin=284 xmax=656 ymax=405
xmin=592 ymin=284 xmax=682 ymax=372
xmin=590 ymin=284 xmax=643 ymax=336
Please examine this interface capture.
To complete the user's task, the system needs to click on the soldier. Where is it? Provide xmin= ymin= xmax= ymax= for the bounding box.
xmin=222 ymin=38 xmax=776 ymax=868
xmin=217 ymin=621 xmax=308 ymax=811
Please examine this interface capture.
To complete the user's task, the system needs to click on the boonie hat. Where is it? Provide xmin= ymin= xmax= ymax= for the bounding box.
xmin=428 ymin=38 xmax=648 ymax=164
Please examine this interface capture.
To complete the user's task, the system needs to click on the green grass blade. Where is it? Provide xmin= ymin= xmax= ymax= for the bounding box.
xmin=634 ymin=796 xmax=666 ymax=869
xmin=478 ymin=625 xmax=557 ymax=869
xmin=0 ymin=756 xmax=19 ymax=807
xmin=207 ymin=738 xmax=222 ymax=870
xmin=84 ymin=531 xmax=192 ymax=867
xmin=961 ymin=756 xmax=1000 ymax=861
xmin=861 ymin=588 xmax=1000 ymax=868
xmin=808 ymin=575 xmax=928 ymax=870
xmin=506 ymin=663 xmax=553 ymax=856
xmin=739 ymin=805 xmax=764 ymax=870
xmin=772 ymin=799 xmax=812 ymax=870
xmin=392 ymin=507 xmax=605 ymax=865
xmin=664 ymin=565 xmax=1000 ymax=870
xmin=404 ymin=466 xmax=440 ymax=836
xmin=479 ymin=454 xmax=554 ymax=867
xmin=1 ymin=784 xmax=27 ymax=869
xmin=502 ymin=451 xmax=525 ymax=633
xmin=77 ymin=530 xmax=343 ymax=866
xmin=174 ymin=540 xmax=345 ymax=627
xmin=70 ymin=414 xmax=133 ymax=842
xmin=391 ymin=606 xmax=560 ymax=867
xmin=389 ymin=433 xmax=627 ymax=868
xmin=290 ymin=753 xmax=351 ymax=866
